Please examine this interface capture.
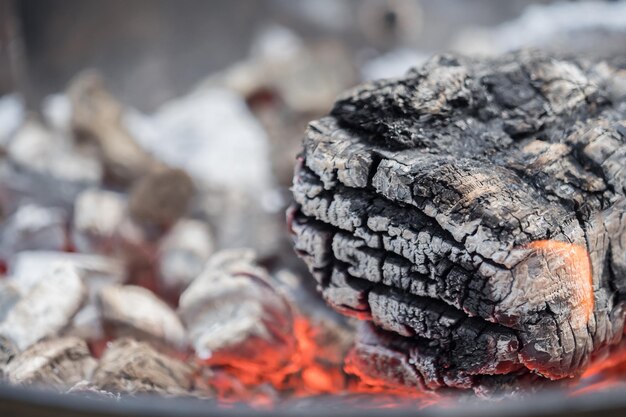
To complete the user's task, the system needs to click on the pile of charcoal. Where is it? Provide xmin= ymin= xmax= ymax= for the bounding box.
xmin=0 ymin=38 xmax=357 ymax=400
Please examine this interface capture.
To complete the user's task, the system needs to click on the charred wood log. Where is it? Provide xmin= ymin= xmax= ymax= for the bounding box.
xmin=290 ymin=50 xmax=626 ymax=391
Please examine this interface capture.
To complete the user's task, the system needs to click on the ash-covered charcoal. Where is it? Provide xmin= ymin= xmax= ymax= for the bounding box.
xmin=98 ymin=285 xmax=187 ymax=349
xmin=0 ymin=119 xmax=103 ymax=211
xmin=68 ymin=72 xmax=163 ymax=187
xmin=7 ymin=252 xmax=125 ymax=342
xmin=8 ymin=251 xmax=125 ymax=294
xmin=291 ymin=50 xmax=626 ymax=391
xmin=0 ymin=335 xmax=17 ymax=378
xmin=0 ymin=281 xmax=20 ymax=322
xmin=0 ymin=204 xmax=68 ymax=258
xmin=178 ymin=249 xmax=296 ymax=371
xmin=4 ymin=337 xmax=97 ymax=391
xmin=128 ymin=167 xmax=194 ymax=230
xmin=72 ymin=188 xmax=126 ymax=254
xmin=67 ymin=381 xmax=119 ymax=400
xmin=91 ymin=338 xmax=194 ymax=396
xmin=157 ymin=219 xmax=214 ymax=293
xmin=0 ymin=263 xmax=86 ymax=350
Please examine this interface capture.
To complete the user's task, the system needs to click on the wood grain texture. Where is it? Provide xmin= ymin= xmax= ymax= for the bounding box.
xmin=290 ymin=50 xmax=626 ymax=390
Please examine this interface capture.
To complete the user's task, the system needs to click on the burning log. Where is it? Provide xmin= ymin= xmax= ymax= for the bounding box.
xmin=291 ymin=50 xmax=626 ymax=391
xmin=91 ymin=338 xmax=195 ymax=396
xmin=3 ymin=337 xmax=97 ymax=391
xmin=98 ymin=285 xmax=187 ymax=349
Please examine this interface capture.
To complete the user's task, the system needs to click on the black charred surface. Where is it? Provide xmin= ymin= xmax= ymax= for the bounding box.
xmin=290 ymin=50 xmax=626 ymax=392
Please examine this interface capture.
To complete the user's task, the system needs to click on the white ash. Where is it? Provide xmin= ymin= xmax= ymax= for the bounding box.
xmin=0 ymin=263 xmax=87 ymax=350
xmin=194 ymin=189 xmax=282 ymax=258
xmin=4 ymin=337 xmax=97 ymax=391
xmin=8 ymin=251 xmax=125 ymax=295
xmin=158 ymin=219 xmax=214 ymax=292
xmin=1 ymin=119 xmax=102 ymax=210
xmin=178 ymin=249 xmax=294 ymax=364
xmin=42 ymin=93 xmax=72 ymax=133
xmin=204 ymin=248 xmax=256 ymax=271
xmin=72 ymin=188 xmax=127 ymax=254
xmin=361 ymin=48 xmax=429 ymax=81
xmin=125 ymin=88 xmax=272 ymax=193
xmin=0 ymin=94 xmax=24 ymax=149
xmin=452 ymin=1 xmax=626 ymax=56
xmin=91 ymin=338 xmax=194 ymax=396
xmin=99 ymin=285 xmax=187 ymax=349
xmin=0 ymin=204 xmax=68 ymax=259
xmin=0 ymin=281 xmax=20 ymax=323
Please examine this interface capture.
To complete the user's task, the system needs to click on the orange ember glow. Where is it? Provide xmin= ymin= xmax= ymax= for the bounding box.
xmin=203 ymin=318 xmax=346 ymax=407
xmin=572 ymin=344 xmax=626 ymax=396
xmin=199 ymin=317 xmax=436 ymax=408
xmin=525 ymin=240 xmax=594 ymax=325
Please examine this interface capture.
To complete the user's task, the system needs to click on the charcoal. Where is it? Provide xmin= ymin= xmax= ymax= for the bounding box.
xmin=0 ymin=119 xmax=102 ymax=211
xmin=0 ymin=335 xmax=17 ymax=378
xmin=4 ymin=337 xmax=96 ymax=390
xmin=7 ymin=252 xmax=124 ymax=341
xmin=195 ymin=188 xmax=283 ymax=259
xmin=8 ymin=251 xmax=125 ymax=294
xmin=68 ymin=72 xmax=162 ymax=186
xmin=109 ymin=214 xmax=158 ymax=269
xmin=64 ymin=303 xmax=104 ymax=341
xmin=0 ymin=281 xmax=20 ymax=322
xmin=157 ymin=219 xmax=214 ymax=293
xmin=178 ymin=249 xmax=295 ymax=371
xmin=67 ymin=381 xmax=119 ymax=400
xmin=91 ymin=338 xmax=194 ymax=396
xmin=0 ymin=263 xmax=86 ymax=350
xmin=291 ymin=50 xmax=626 ymax=390
xmin=128 ymin=168 xmax=194 ymax=230
xmin=98 ymin=285 xmax=187 ymax=349
xmin=72 ymin=188 xmax=126 ymax=254
xmin=0 ymin=94 xmax=24 ymax=148
xmin=0 ymin=204 xmax=67 ymax=258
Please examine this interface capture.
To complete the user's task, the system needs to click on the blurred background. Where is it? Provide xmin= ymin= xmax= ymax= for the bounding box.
xmin=0 ymin=0 xmax=625 ymax=274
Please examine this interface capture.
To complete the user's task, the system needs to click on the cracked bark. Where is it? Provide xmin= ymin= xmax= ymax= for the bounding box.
xmin=290 ymin=50 xmax=626 ymax=391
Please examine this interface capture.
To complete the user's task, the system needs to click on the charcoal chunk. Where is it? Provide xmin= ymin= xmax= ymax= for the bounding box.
xmin=0 ymin=263 xmax=86 ymax=350
xmin=4 ymin=337 xmax=96 ymax=390
xmin=91 ymin=338 xmax=194 ymax=396
xmin=98 ymin=285 xmax=187 ymax=349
